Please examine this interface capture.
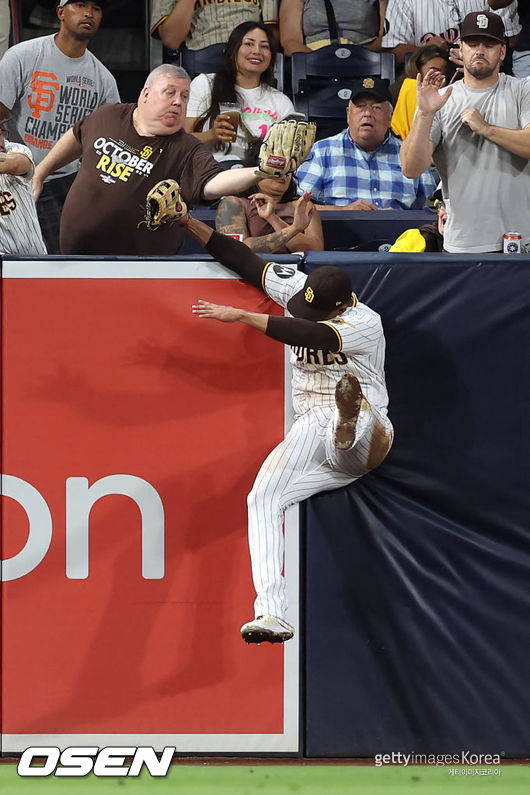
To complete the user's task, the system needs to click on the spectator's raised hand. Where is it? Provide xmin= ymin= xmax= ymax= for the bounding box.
xmin=292 ymin=191 xmax=314 ymax=232
xmin=416 ymin=68 xmax=453 ymax=115
xmin=250 ymin=192 xmax=275 ymax=221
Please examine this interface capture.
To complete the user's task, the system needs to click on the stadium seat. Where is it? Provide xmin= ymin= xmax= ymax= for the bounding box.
xmin=290 ymin=44 xmax=395 ymax=96
xmin=293 ymin=79 xmax=353 ymax=140
xmin=289 ymin=45 xmax=396 ymax=139
xmin=178 ymin=44 xmax=225 ymax=79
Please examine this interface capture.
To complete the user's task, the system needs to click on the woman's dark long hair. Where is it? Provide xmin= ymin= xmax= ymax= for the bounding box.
xmin=193 ymin=21 xmax=277 ymax=134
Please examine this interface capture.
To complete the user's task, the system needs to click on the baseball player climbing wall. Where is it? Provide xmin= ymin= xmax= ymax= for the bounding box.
xmin=0 ymin=256 xmax=300 ymax=754
xmin=242 ymin=264 xmax=394 ymax=632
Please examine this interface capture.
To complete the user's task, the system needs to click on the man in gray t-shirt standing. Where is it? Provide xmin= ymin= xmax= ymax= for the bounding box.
xmin=400 ymin=11 xmax=530 ymax=254
xmin=0 ymin=0 xmax=120 ymax=253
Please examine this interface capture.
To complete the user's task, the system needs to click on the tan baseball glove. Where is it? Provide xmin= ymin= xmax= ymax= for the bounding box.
xmin=142 ymin=179 xmax=188 ymax=230
xmin=255 ymin=119 xmax=317 ymax=179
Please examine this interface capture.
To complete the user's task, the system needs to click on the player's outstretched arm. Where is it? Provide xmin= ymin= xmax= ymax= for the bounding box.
xmin=192 ymin=300 xmax=268 ymax=330
xmin=192 ymin=299 xmax=341 ymax=350
xmin=183 ymin=216 xmax=215 ymax=247
xmin=184 ymin=217 xmax=269 ymax=291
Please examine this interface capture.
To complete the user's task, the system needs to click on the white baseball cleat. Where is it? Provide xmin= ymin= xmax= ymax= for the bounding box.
xmin=240 ymin=615 xmax=294 ymax=644
xmin=334 ymin=373 xmax=363 ymax=450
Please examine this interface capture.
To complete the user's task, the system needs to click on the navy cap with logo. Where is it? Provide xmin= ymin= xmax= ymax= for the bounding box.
xmin=287 ymin=266 xmax=354 ymax=321
xmin=460 ymin=11 xmax=505 ymax=43
xmin=349 ymin=77 xmax=392 ymax=105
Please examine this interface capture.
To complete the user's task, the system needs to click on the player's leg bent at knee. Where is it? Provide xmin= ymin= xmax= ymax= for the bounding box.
xmin=328 ymin=396 xmax=394 ymax=476
xmin=333 ymin=372 xmax=364 ymax=450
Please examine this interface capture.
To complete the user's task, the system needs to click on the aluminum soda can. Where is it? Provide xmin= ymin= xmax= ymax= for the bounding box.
xmin=503 ymin=232 xmax=522 ymax=254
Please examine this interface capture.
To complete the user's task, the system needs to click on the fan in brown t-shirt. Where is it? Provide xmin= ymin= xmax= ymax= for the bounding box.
xmin=34 ymin=64 xmax=265 ymax=256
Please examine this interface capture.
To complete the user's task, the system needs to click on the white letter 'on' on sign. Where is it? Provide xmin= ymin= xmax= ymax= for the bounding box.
xmin=66 ymin=475 xmax=165 ymax=579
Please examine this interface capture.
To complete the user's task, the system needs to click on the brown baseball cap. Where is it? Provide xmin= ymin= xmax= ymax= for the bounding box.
xmin=287 ymin=266 xmax=354 ymax=321
xmin=460 ymin=11 xmax=505 ymax=43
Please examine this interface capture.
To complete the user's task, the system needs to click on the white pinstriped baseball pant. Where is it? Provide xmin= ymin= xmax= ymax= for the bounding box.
xmin=247 ymin=402 xmax=393 ymax=620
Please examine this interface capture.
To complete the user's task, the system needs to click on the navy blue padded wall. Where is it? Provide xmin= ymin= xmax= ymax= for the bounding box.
xmin=302 ymin=253 xmax=530 ymax=757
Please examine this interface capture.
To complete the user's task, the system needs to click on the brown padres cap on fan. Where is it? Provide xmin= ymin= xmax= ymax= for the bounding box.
xmin=287 ymin=266 xmax=353 ymax=321
xmin=460 ymin=11 xmax=505 ymax=43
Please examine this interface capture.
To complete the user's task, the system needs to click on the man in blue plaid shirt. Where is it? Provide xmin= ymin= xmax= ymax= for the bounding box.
xmin=296 ymin=77 xmax=437 ymax=210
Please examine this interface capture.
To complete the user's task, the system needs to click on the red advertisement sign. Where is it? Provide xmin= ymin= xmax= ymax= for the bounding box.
xmin=1 ymin=259 xmax=299 ymax=753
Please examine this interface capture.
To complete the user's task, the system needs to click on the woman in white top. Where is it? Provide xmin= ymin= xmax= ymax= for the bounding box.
xmin=185 ymin=21 xmax=294 ymax=167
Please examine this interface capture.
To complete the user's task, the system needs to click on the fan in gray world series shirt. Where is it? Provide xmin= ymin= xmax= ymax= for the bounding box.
xmin=0 ymin=0 xmax=120 ymax=253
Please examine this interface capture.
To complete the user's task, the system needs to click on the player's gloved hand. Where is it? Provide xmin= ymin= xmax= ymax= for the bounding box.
xmin=141 ymin=179 xmax=188 ymax=230
xmin=255 ymin=119 xmax=317 ymax=180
